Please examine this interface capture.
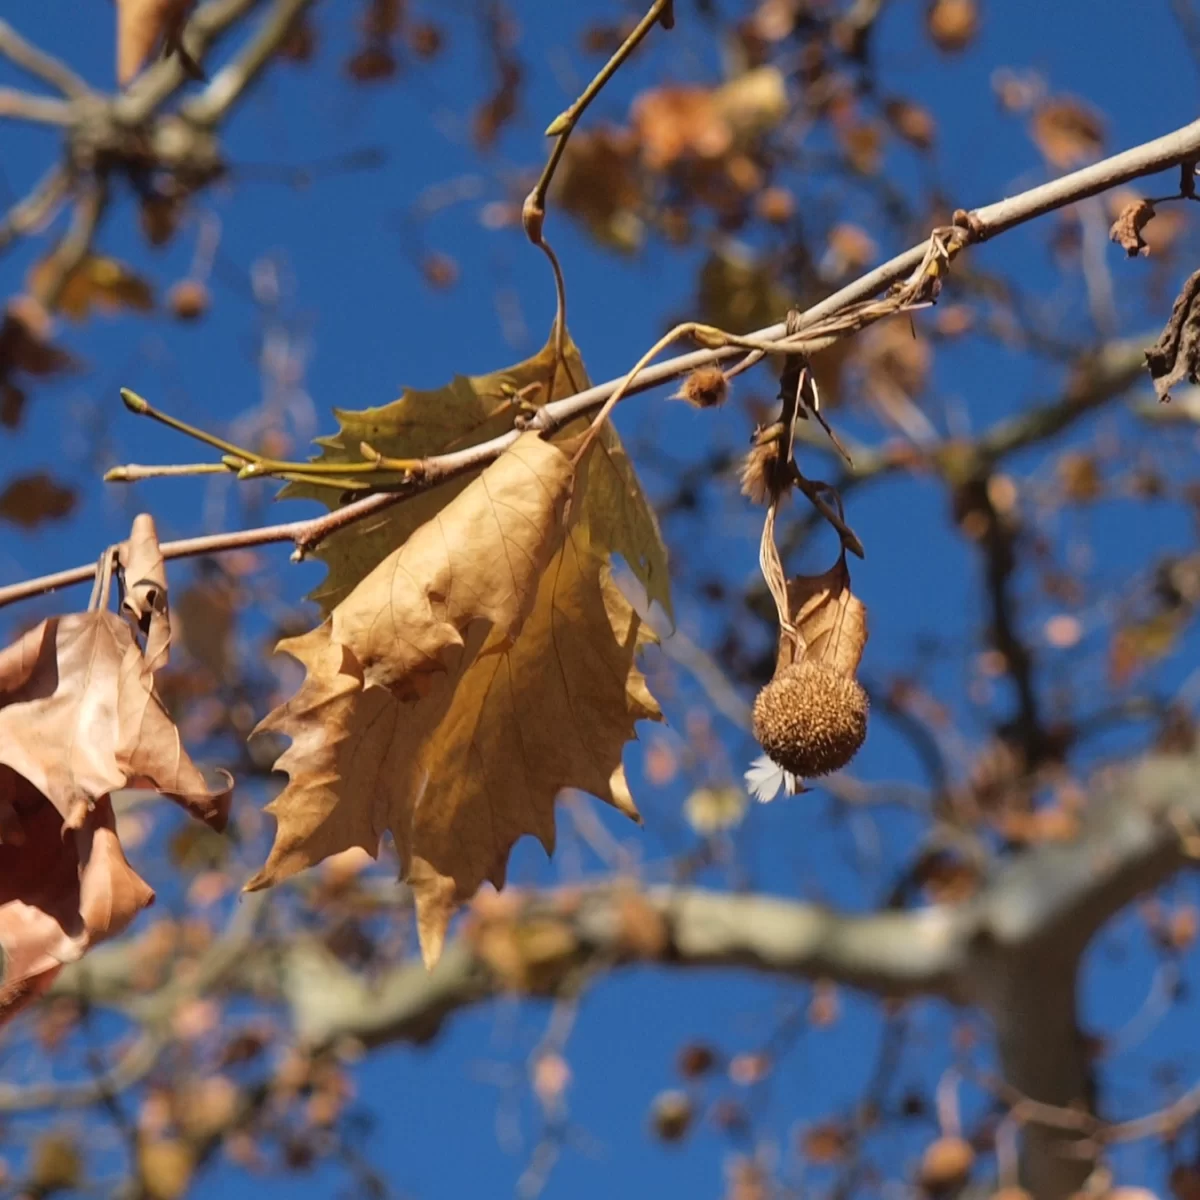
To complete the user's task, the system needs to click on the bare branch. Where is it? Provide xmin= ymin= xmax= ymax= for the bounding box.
xmin=114 ymin=0 xmax=263 ymax=124
xmin=5 ymin=117 xmax=1200 ymax=608
xmin=181 ymin=0 xmax=317 ymax=126
xmin=0 ymin=19 xmax=90 ymax=99
xmin=0 ymin=86 xmax=73 ymax=125
xmin=0 ymin=163 xmax=71 ymax=252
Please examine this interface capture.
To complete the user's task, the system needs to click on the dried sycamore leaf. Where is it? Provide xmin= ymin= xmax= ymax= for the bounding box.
xmin=249 ymin=434 xmax=574 ymax=887
xmin=117 ymin=0 xmax=194 ymax=85
xmin=0 ymin=515 xmax=228 ymax=1017
xmin=27 ymin=254 xmax=154 ymax=322
xmin=284 ymin=326 xmax=671 ymax=621
xmin=252 ymin=436 xmax=659 ymax=964
xmin=775 ymin=553 xmax=868 ymax=677
xmin=1146 ymin=268 xmax=1200 ymax=403
xmin=1110 ymin=198 xmax=1156 ymax=257
xmin=0 ymin=617 xmax=229 ymax=832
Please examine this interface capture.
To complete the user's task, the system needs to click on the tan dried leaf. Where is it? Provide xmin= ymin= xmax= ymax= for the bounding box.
xmin=776 ymin=554 xmax=869 ymax=678
xmin=1109 ymin=198 xmax=1156 ymax=257
xmin=250 ymin=436 xmax=661 ymax=964
xmin=0 ymin=615 xmax=228 ymax=831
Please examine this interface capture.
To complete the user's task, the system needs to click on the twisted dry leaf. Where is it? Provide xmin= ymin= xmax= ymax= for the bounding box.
xmin=1146 ymin=268 xmax=1200 ymax=402
xmin=250 ymin=433 xmax=660 ymax=964
xmin=282 ymin=325 xmax=672 ymax=622
xmin=0 ymin=514 xmax=230 ymax=1020
xmin=776 ymin=553 xmax=868 ymax=677
xmin=1109 ymin=198 xmax=1156 ymax=257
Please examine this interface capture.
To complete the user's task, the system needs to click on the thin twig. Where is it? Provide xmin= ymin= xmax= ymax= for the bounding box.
xmin=0 ymin=19 xmax=90 ymax=98
xmin=181 ymin=0 xmax=317 ymax=126
xmin=0 ymin=86 xmax=73 ymax=125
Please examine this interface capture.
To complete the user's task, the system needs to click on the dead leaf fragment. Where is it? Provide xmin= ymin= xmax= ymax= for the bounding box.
xmin=775 ymin=554 xmax=869 ymax=677
xmin=1110 ymin=198 xmax=1156 ymax=257
xmin=0 ymin=472 xmax=76 ymax=528
xmin=1031 ymin=96 xmax=1104 ymax=169
xmin=1146 ymin=268 xmax=1200 ymax=402
xmin=27 ymin=254 xmax=154 ymax=322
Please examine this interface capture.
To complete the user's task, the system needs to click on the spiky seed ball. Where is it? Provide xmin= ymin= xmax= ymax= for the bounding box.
xmin=752 ymin=661 xmax=868 ymax=778
xmin=674 ymin=365 xmax=729 ymax=409
xmin=918 ymin=1135 xmax=975 ymax=1194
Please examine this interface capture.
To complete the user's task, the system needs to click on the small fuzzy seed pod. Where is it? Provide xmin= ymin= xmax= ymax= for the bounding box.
xmin=752 ymin=660 xmax=868 ymax=778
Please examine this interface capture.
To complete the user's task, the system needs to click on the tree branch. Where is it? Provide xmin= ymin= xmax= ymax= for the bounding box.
xmin=181 ymin=0 xmax=316 ymax=126
xmin=3 ymin=119 xmax=1198 ymax=604
xmin=0 ymin=19 xmax=90 ymax=98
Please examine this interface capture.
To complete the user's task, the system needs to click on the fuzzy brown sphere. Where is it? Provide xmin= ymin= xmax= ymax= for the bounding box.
xmin=752 ymin=661 xmax=868 ymax=778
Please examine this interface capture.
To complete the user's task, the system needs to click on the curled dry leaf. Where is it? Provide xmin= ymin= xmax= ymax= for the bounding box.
xmin=1145 ymin=267 xmax=1200 ymax=402
xmin=250 ymin=435 xmax=661 ymax=965
xmin=1109 ymin=198 xmax=1156 ymax=257
xmin=0 ymin=515 xmax=229 ymax=1022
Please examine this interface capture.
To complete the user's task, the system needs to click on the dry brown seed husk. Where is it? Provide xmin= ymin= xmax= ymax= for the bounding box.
xmin=752 ymin=660 xmax=868 ymax=778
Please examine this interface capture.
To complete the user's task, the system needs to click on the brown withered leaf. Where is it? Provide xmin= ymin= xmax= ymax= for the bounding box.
xmin=1110 ymin=198 xmax=1156 ymax=257
xmin=0 ymin=472 xmax=76 ymax=528
xmin=27 ymin=254 xmax=154 ymax=322
xmin=283 ymin=326 xmax=671 ymax=622
xmin=1146 ymin=268 xmax=1200 ymax=402
xmin=775 ymin=553 xmax=869 ymax=677
xmin=1030 ymin=96 xmax=1104 ymax=169
xmin=0 ymin=515 xmax=228 ymax=1018
xmin=883 ymin=98 xmax=936 ymax=150
xmin=0 ymin=298 xmax=75 ymax=379
xmin=0 ymin=617 xmax=228 ymax=831
xmin=251 ymin=435 xmax=659 ymax=964
xmin=116 ymin=0 xmax=195 ymax=85
xmin=0 ymin=774 xmax=153 ymax=1024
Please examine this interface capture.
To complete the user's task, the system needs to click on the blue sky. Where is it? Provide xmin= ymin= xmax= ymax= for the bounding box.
xmin=3 ymin=1 xmax=1200 ymax=1196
